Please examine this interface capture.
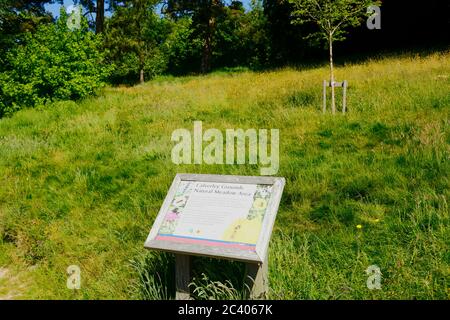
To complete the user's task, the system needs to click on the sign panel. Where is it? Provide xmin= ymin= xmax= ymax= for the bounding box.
xmin=145 ymin=174 xmax=285 ymax=263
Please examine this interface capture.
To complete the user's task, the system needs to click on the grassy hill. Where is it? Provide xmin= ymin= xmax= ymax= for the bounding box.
xmin=0 ymin=51 xmax=449 ymax=299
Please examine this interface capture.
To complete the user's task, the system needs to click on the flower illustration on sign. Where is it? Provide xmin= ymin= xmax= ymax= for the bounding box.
xmin=166 ymin=212 xmax=178 ymax=221
xmin=159 ymin=181 xmax=194 ymax=234
xmin=253 ymin=198 xmax=267 ymax=210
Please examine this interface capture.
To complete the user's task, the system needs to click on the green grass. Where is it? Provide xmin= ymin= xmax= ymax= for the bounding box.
xmin=0 ymin=51 xmax=449 ymax=299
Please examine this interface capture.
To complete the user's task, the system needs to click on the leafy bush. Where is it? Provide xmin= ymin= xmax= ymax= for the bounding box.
xmin=0 ymin=9 xmax=111 ymax=117
xmin=163 ymin=17 xmax=203 ymax=76
xmin=163 ymin=2 xmax=270 ymax=75
xmin=213 ymin=1 xmax=271 ymax=69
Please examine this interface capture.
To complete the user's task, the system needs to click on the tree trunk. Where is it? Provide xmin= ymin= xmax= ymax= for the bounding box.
xmin=95 ymin=0 xmax=105 ymax=34
xmin=329 ymin=34 xmax=336 ymax=114
xmin=140 ymin=68 xmax=144 ymax=84
xmin=200 ymin=19 xmax=213 ymax=74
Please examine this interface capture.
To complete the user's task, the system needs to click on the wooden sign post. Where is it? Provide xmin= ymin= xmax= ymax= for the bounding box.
xmin=144 ymin=174 xmax=285 ymax=300
xmin=323 ymin=80 xmax=348 ymax=114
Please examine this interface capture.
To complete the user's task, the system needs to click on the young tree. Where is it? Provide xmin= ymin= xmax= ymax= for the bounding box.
xmin=289 ymin=0 xmax=379 ymax=113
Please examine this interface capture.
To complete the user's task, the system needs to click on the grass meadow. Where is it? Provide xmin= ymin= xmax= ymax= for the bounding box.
xmin=0 ymin=51 xmax=449 ymax=299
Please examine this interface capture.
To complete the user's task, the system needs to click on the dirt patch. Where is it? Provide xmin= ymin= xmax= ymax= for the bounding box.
xmin=0 ymin=267 xmax=24 ymax=300
xmin=0 ymin=267 xmax=8 ymax=278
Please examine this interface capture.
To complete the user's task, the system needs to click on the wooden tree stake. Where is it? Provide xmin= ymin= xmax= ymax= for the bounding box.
xmin=322 ymin=80 xmax=348 ymax=114
xmin=342 ymin=80 xmax=348 ymax=114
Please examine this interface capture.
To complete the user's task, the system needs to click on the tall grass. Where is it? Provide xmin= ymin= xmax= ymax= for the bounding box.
xmin=0 ymin=51 xmax=449 ymax=299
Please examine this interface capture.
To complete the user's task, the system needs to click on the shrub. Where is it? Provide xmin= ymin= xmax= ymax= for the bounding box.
xmin=0 ymin=9 xmax=112 ymax=117
xmin=164 ymin=17 xmax=203 ymax=75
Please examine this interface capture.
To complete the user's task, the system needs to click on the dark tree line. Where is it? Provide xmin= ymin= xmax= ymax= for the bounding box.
xmin=263 ymin=0 xmax=449 ymax=64
xmin=2 ymin=1 xmax=447 ymax=75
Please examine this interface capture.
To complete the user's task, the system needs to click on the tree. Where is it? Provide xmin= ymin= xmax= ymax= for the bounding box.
xmin=164 ymin=0 xmax=225 ymax=73
xmin=104 ymin=0 xmax=169 ymax=83
xmin=0 ymin=1 xmax=59 ymax=61
xmin=75 ymin=0 xmax=113 ymax=33
xmin=0 ymin=9 xmax=111 ymax=116
xmin=213 ymin=1 xmax=247 ymax=67
xmin=213 ymin=0 xmax=270 ymax=69
xmin=289 ymin=0 xmax=379 ymax=113
xmin=243 ymin=0 xmax=271 ymax=68
xmin=164 ymin=17 xmax=203 ymax=75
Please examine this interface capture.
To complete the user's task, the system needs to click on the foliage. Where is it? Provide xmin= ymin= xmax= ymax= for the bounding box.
xmin=130 ymin=251 xmax=174 ymax=300
xmin=0 ymin=1 xmax=57 ymax=65
xmin=289 ymin=0 xmax=379 ymax=46
xmin=0 ymin=9 xmax=111 ymax=117
xmin=130 ymin=252 xmax=247 ymax=300
xmin=190 ymin=273 xmax=245 ymax=300
xmin=104 ymin=0 xmax=170 ymax=84
xmin=74 ymin=0 xmax=108 ymax=32
xmin=263 ymin=0 xmax=308 ymax=64
xmin=213 ymin=0 xmax=270 ymax=69
xmin=164 ymin=17 xmax=203 ymax=75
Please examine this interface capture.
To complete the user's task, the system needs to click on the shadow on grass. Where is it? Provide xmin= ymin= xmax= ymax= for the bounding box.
xmin=107 ymin=44 xmax=449 ymax=88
